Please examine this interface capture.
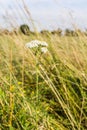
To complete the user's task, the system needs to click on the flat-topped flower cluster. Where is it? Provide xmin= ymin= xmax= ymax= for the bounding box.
xmin=25 ymin=40 xmax=48 ymax=53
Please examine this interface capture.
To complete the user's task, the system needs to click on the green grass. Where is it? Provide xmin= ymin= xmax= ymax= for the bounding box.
xmin=0 ymin=33 xmax=87 ymax=130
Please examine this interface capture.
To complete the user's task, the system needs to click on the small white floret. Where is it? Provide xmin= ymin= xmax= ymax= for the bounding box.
xmin=40 ymin=41 xmax=48 ymax=47
xmin=41 ymin=47 xmax=48 ymax=53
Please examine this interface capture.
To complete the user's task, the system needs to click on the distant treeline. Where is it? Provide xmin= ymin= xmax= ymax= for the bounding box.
xmin=0 ymin=24 xmax=87 ymax=36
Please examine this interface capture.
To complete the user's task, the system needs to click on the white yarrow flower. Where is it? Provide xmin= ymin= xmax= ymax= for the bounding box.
xmin=41 ymin=47 xmax=48 ymax=53
xmin=25 ymin=40 xmax=48 ymax=48
xmin=25 ymin=40 xmax=48 ymax=54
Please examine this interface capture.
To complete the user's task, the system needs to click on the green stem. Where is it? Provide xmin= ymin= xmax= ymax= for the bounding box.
xmin=36 ymin=67 xmax=39 ymax=103
xmin=36 ymin=56 xmax=39 ymax=129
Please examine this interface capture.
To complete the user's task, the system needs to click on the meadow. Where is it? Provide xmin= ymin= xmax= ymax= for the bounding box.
xmin=0 ymin=31 xmax=87 ymax=130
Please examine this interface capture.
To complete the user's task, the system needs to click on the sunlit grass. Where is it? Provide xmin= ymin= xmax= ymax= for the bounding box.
xmin=0 ymin=32 xmax=87 ymax=130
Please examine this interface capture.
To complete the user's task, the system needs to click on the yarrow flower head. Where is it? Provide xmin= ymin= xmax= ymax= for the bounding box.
xmin=25 ymin=40 xmax=48 ymax=48
xmin=25 ymin=40 xmax=48 ymax=54
xmin=25 ymin=40 xmax=39 ymax=48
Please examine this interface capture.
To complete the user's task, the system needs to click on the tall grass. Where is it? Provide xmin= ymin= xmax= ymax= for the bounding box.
xmin=0 ymin=32 xmax=87 ymax=130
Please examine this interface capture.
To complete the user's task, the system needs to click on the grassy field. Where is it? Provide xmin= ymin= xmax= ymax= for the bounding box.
xmin=0 ymin=32 xmax=87 ymax=130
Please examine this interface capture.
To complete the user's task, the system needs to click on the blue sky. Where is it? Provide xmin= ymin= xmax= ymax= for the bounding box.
xmin=0 ymin=0 xmax=87 ymax=31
